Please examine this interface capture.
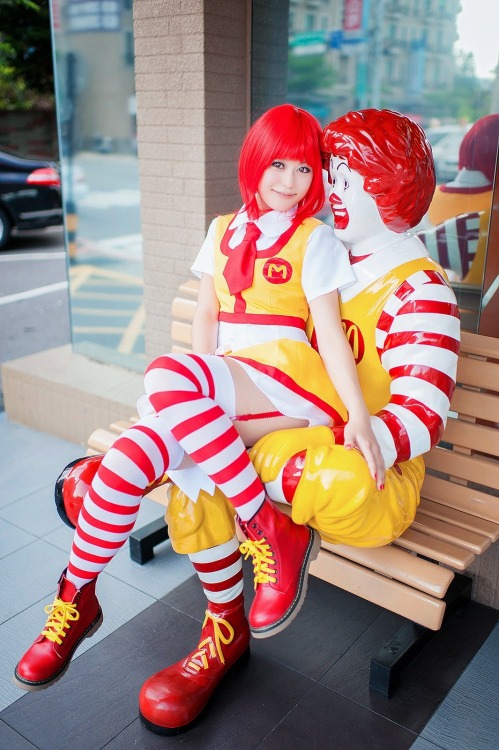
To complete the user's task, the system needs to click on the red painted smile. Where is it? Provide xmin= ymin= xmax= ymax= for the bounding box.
xmin=329 ymin=193 xmax=349 ymax=230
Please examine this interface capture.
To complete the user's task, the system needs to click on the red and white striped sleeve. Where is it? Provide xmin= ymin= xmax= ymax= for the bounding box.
xmin=371 ymin=268 xmax=460 ymax=468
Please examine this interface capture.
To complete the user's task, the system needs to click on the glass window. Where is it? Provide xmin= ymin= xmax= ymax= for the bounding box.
xmin=286 ymin=0 xmax=499 ymax=334
xmin=51 ymin=0 xmax=144 ymax=371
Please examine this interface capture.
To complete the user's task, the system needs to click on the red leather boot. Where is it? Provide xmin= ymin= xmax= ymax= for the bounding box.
xmin=13 ymin=571 xmax=103 ymax=691
xmin=139 ymin=594 xmax=250 ymax=735
xmin=238 ymin=497 xmax=321 ymax=638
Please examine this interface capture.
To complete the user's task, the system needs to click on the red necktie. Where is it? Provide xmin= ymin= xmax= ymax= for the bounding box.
xmin=223 ymin=221 xmax=261 ymax=295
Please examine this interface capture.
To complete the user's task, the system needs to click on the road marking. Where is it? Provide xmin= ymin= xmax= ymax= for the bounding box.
xmin=69 ymin=264 xmax=143 ymax=284
xmin=0 ymin=281 xmax=69 ymax=305
xmin=80 ymin=190 xmax=140 ymax=209
xmin=0 ymin=252 xmax=66 ymax=262
xmin=119 ymin=302 xmax=145 ymax=353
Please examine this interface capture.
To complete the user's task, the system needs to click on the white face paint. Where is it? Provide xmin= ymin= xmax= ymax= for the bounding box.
xmin=328 ymin=155 xmax=387 ymax=249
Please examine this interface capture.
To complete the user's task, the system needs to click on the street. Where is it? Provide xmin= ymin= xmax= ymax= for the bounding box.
xmin=0 ymin=154 xmax=147 ymax=407
xmin=0 ymin=227 xmax=70 ymax=408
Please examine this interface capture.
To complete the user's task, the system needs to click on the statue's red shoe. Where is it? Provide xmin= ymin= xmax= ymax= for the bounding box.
xmin=139 ymin=594 xmax=250 ymax=735
xmin=239 ymin=497 xmax=321 ymax=638
xmin=13 ymin=571 xmax=103 ymax=691
xmin=55 ymin=454 xmax=104 ymax=528
xmin=54 ymin=453 xmax=171 ymax=529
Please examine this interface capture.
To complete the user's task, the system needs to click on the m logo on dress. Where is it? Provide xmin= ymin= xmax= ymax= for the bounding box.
xmin=341 ymin=319 xmax=365 ymax=364
xmin=263 ymin=258 xmax=293 ymax=284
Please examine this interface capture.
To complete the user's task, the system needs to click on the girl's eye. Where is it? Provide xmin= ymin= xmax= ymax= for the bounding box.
xmin=272 ymin=161 xmax=284 ymax=169
xmin=298 ymin=165 xmax=311 ymax=173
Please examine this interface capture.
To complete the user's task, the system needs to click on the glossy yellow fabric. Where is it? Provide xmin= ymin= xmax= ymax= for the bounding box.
xmin=165 ymin=484 xmax=235 ymax=554
xmin=250 ymin=427 xmax=424 ymax=547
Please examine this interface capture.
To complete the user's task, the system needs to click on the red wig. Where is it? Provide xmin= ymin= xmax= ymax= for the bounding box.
xmin=323 ymin=109 xmax=436 ymax=231
xmin=238 ymin=104 xmax=325 ymax=222
xmin=458 ymin=114 xmax=499 ymax=184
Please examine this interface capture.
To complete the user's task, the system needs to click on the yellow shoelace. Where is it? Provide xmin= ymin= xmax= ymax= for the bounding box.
xmin=186 ymin=611 xmax=235 ymax=672
xmin=239 ymin=538 xmax=277 ymax=590
xmin=41 ymin=598 xmax=80 ymax=645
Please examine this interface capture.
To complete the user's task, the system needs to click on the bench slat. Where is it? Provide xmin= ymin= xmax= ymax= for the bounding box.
xmin=460 ymin=331 xmax=499 ymax=360
xmin=87 ymin=428 xmax=121 ymax=454
xmin=394 ymin=528 xmax=475 ymax=570
xmin=109 ymin=419 xmax=136 ymax=433
xmin=321 ymin=540 xmax=454 ymax=598
xmin=418 ymin=497 xmax=499 ymax=542
xmin=178 ymin=279 xmax=200 ymax=297
xmin=411 ymin=511 xmax=491 ymax=554
xmin=310 ymin=549 xmax=446 ymax=630
xmin=456 ymin=356 xmax=499 ymax=393
xmin=421 ymin=474 xmax=499 ymax=525
xmin=442 ymin=417 xmax=499 ymax=457
xmin=450 ymin=388 xmax=499 ymax=423
xmin=172 ymin=297 xmax=196 ymax=322
xmin=171 ymin=320 xmax=194 ymax=346
xmin=424 ymin=447 xmax=499 ymax=491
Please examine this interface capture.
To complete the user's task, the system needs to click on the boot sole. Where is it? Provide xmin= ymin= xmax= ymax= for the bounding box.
xmin=251 ymin=527 xmax=322 ymax=639
xmin=139 ymin=647 xmax=251 ymax=736
xmin=12 ymin=609 xmax=104 ymax=692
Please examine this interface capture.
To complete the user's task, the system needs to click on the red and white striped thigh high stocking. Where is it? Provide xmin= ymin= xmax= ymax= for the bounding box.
xmin=144 ymin=353 xmax=267 ymax=523
xmin=66 ymin=413 xmax=185 ymax=589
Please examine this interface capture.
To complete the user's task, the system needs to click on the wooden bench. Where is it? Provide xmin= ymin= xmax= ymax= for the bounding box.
xmin=87 ymin=279 xmax=499 ymax=697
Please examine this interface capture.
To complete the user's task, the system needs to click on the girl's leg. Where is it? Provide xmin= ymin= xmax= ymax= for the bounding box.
xmin=144 ymin=353 xmax=321 ymax=639
xmin=140 ymin=537 xmax=250 ymax=735
xmin=14 ymin=414 xmax=187 ymax=691
xmin=66 ymin=414 xmax=185 ymax=588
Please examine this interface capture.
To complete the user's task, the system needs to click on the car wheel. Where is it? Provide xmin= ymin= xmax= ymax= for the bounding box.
xmin=0 ymin=206 xmax=12 ymax=249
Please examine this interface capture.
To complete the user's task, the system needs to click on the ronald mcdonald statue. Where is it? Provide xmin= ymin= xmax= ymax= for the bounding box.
xmin=21 ymin=109 xmax=460 ymax=735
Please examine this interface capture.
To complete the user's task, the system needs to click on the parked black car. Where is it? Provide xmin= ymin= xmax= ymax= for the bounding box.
xmin=0 ymin=149 xmax=63 ymax=249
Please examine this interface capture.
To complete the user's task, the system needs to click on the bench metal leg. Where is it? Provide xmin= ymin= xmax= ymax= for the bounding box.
xmin=129 ymin=517 xmax=169 ymax=565
xmin=369 ymin=571 xmax=473 ymax=698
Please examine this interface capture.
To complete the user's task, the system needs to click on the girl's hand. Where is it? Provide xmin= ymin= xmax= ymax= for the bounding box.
xmin=343 ymin=413 xmax=385 ymax=490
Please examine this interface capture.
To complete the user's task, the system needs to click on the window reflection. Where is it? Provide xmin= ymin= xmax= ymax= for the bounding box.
xmin=287 ymin=0 xmax=499 ymax=333
xmin=51 ymin=0 xmax=144 ymax=368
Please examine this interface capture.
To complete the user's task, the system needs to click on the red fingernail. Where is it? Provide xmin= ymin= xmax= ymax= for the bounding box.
xmin=380 ymin=484 xmax=385 ymax=491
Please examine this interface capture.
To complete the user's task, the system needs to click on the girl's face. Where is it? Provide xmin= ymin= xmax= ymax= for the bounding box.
xmin=256 ymin=159 xmax=313 ymax=213
xmin=328 ymin=155 xmax=384 ymax=245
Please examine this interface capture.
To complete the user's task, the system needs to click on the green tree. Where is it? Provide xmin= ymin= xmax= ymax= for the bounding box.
xmin=287 ymin=52 xmax=335 ymax=98
xmin=0 ymin=0 xmax=54 ymax=109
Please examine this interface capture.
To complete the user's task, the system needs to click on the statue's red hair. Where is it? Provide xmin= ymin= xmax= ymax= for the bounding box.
xmin=323 ymin=109 xmax=436 ymax=231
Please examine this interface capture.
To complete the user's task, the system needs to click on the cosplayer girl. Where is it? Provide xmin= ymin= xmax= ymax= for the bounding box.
xmin=14 ymin=105 xmax=384 ymax=733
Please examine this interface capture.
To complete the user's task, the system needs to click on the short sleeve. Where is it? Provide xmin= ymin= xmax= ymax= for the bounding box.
xmin=191 ymin=218 xmax=217 ymax=278
xmin=302 ymin=223 xmax=355 ymax=302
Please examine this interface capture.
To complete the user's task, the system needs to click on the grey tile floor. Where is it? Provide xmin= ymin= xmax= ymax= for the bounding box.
xmin=0 ymin=411 xmax=194 ymax=712
xmin=1 ymin=410 xmax=498 ymax=750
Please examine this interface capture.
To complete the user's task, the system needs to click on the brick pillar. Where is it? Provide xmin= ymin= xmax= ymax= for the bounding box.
xmin=133 ymin=0 xmax=250 ymax=358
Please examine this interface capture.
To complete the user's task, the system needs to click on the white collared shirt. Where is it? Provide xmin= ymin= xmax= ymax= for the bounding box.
xmin=191 ymin=206 xmax=355 ymax=303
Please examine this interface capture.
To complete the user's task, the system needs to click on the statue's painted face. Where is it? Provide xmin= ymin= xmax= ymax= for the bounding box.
xmin=328 ymin=155 xmax=385 ymax=246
